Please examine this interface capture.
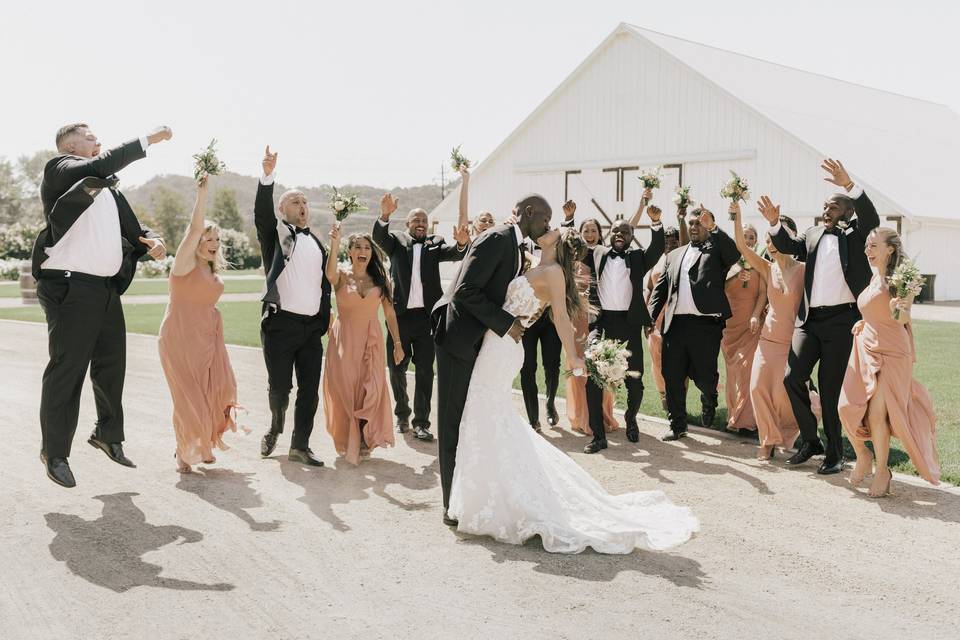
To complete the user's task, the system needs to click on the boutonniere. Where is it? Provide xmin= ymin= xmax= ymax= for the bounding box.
xmin=843 ymin=226 xmax=855 ymax=236
xmin=702 ymin=241 xmax=713 ymax=250
xmin=836 ymin=219 xmax=849 ymax=231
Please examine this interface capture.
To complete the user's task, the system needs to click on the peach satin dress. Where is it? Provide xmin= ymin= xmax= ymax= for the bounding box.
xmin=839 ymin=277 xmax=940 ymax=485
xmin=749 ymin=263 xmax=803 ymax=449
xmin=721 ymin=267 xmax=762 ymax=430
xmin=158 ymin=266 xmax=239 ymax=464
xmin=323 ymin=280 xmax=395 ymax=464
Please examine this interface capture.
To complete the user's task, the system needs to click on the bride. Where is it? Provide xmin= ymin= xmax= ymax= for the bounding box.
xmin=448 ymin=227 xmax=699 ymax=554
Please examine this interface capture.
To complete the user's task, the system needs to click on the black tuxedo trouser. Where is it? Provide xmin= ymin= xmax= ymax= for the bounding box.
xmin=585 ymin=311 xmax=645 ymax=442
xmin=260 ymin=310 xmax=325 ymax=450
xmin=520 ymin=313 xmax=561 ymax=424
xmin=662 ymin=314 xmax=723 ymax=431
xmin=435 ymin=343 xmax=476 ymax=511
xmin=387 ymin=308 xmax=435 ymax=428
xmin=784 ymin=303 xmax=858 ymax=461
xmin=37 ymin=274 xmax=126 ymax=459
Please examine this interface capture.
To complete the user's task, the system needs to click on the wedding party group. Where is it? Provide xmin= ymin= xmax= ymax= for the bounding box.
xmin=28 ymin=121 xmax=940 ymax=555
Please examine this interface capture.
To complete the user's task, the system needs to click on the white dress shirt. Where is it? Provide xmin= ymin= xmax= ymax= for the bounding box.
xmin=769 ymin=183 xmax=862 ymax=308
xmin=276 ymin=231 xmax=324 ymax=316
xmin=674 ymin=244 xmax=717 ymax=316
xmin=407 ymin=241 xmax=425 ymax=309
xmin=598 ymin=252 xmax=632 ymax=311
xmin=41 ymin=136 xmax=151 ymax=276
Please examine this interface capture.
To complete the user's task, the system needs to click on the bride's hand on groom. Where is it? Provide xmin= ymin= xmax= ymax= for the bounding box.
xmin=507 ymin=318 xmax=526 ymax=343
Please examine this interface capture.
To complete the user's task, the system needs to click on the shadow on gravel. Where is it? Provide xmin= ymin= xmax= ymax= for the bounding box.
xmin=824 ymin=474 xmax=960 ymax=525
xmin=279 ymin=456 xmax=439 ymax=532
xmin=459 ymin=535 xmax=707 ymax=589
xmin=44 ymin=492 xmax=234 ymax=593
xmin=176 ymin=469 xmax=281 ymax=532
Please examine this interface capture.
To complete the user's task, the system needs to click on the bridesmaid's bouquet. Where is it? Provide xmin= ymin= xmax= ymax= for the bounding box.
xmin=193 ymin=139 xmax=227 ymax=185
xmin=887 ymin=257 xmax=925 ymax=319
xmin=720 ymin=170 xmax=750 ymax=218
xmin=638 ymin=167 xmax=662 ymax=190
xmin=673 ymin=185 xmax=693 ymax=211
xmin=575 ymin=335 xmax=640 ymax=392
xmin=736 ymin=256 xmax=753 ymax=288
xmin=329 ymin=187 xmax=367 ymax=222
xmin=450 ymin=145 xmax=471 ymax=172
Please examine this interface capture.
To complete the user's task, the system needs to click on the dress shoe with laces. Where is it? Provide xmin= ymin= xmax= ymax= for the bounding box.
xmin=396 ymin=419 xmax=410 ymax=434
xmin=546 ymin=402 xmax=559 ymax=427
xmin=700 ymin=406 xmax=716 ymax=428
xmin=261 ymin=430 xmax=280 ymax=457
xmin=412 ymin=425 xmax=434 ymax=441
xmin=661 ymin=428 xmax=688 ymax=442
xmin=817 ymin=457 xmax=844 ymax=475
xmin=583 ymin=439 xmax=607 ymax=454
xmin=530 ymin=421 xmax=542 ymax=434
xmin=88 ymin=434 xmax=135 ymax=467
xmin=625 ymin=420 xmax=640 ymax=443
xmin=288 ymin=448 xmax=324 ymax=467
xmin=41 ymin=453 xmax=76 ymax=488
xmin=785 ymin=440 xmax=825 ymax=466
xmin=442 ymin=510 xmax=459 ymax=527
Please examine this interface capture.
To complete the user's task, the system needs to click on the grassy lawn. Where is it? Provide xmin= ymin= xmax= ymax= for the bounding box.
xmin=0 ymin=282 xmax=20 ymax=298
xmin=1 ymin=300 xmax=956 ymax=485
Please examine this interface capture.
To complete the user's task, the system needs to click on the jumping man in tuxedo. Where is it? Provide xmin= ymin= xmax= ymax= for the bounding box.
xmin=648 ymin=207 xmax=741 ymax=441
xmin=761 ymin=159 xmax=879 ymax=474
xmin=373 ymin=194 xmax=469 ymax=441
xmin=33 ymin=123 xmax=171 ymax=487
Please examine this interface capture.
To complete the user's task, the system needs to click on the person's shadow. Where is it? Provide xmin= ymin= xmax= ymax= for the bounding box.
xmin=176 ymin=468 xmax=281 ymax=532
xmin=44 ymin=492 xmax=234 ymax=593
xmin=279 ymin=455 xmax=439 ymax=532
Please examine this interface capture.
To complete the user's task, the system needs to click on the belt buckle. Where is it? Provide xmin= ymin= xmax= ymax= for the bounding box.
xmin=64 ymin=270 xmax=72 ymax=278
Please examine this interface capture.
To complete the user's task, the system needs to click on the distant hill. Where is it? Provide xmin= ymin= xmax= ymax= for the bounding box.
xmin=124 ymin=172 xmax=460 ymax=238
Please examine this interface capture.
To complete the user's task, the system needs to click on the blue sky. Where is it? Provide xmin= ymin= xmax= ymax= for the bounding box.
xmin=3 ymin=0 xmax=957 ymax=188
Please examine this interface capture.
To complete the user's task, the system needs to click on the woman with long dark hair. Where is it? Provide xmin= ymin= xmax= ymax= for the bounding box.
xmin=323 ymin=226 xmax=403 ymax=464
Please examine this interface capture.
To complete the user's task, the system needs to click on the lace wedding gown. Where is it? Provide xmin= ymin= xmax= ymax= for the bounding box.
xmin=448 ymin=277 xmax=699 ymax=553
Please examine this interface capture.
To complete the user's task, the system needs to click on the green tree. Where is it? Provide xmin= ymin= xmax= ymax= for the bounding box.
xmin=150 ymin=187 xmax=188 ymax=250
xmin=0 ymin=159 xmax=25 ymax=226
xmin=210 ymin=187 xmax=244 ymax=231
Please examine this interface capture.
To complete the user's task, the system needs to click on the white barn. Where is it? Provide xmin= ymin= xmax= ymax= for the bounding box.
xmin=431 ymin=23 xmax=960 ymax=300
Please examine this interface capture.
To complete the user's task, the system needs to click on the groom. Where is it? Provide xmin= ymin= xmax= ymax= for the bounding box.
xmin=432 ymin=195 xmax=552 ymax=526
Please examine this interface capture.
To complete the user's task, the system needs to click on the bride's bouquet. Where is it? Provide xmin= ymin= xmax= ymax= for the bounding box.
xmin=638 ymin=167 xmax=662 ymax=190
xmin=887 ymin=257 xmax=925 ymax=319
xmin=450 ymin=145 xmax=471 ymax=172
xmin=329 ymin=187 xmax=367 ymax=222
xmin=575 ymin=335 xmax=640 ymax=392
xmin=192 ymin=138 xmax=227 ymax=185
xmin=720 ymin=170 xmax=750 ymax=218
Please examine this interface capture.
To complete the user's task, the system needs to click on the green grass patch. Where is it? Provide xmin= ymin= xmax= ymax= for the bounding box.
xmin=0 ymin=282 xmax=20 ymax=298
xmin=1 ymin=301 xmax=956 ymax=485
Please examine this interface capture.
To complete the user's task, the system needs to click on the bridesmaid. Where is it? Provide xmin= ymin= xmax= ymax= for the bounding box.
xmin=458 ymin=167 xmax=495 ymax=237
xmin=839 ymin=227 xmax=940 ymax=495
xmin=645 ymin=224 xmax=683 ymax=410
xmin=566 ymin=217 xmax=619 ymax=435
xmin=158 ymin=174 xmax=239 ymax=474
xmin=735 ymin=200 xmax=803 ymax=459
xmin=720 ymin=219 xmax=766 ymax=434
xmin=323 ymin=225 xmax=403 ymax=464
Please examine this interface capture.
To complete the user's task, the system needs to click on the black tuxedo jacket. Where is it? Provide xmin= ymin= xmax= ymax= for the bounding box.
xmin=648 ymin=226 xmax=741 ymax=334
xmin=31 ymin=139 xmax=158 ymax=294
xmin=254 ymin=180 xmax=332 ymax=329
xmin=770 ymin=190 xmax=879 ymax=326
xmin=372 ymin=219 xmax=466 ymax=315
xmin=432 ymin=225 xmax=521 ymax=360
xmin=583 ymin=226 xmax=665 ymax=328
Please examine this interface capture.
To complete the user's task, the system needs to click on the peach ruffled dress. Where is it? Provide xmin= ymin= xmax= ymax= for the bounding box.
xmin=839 ymin=276 xmax=940 ymax=484
xmin=721 ymin=267 xmax=762 ymax=430
xmin=749 ymin=263 xmax=804 ymax=449
xmin=323 ymin=281 xmax=395 ymax=464
xmin=158 ymin=266 xmax=239 ymax=465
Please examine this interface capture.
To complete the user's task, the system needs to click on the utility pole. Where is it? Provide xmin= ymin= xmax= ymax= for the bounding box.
xmin=440 ymin=163 xmax=446 ymax=201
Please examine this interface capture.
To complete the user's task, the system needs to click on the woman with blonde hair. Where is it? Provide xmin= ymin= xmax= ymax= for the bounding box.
xmin=839 ymin=227 xmax=940 ymax=495
xmin=158 ymin=174 xmax=240 ymax=473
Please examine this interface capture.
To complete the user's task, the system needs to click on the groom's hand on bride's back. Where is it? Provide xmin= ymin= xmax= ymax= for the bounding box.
xmin=507 ymin=318 xmax=526 ymax=343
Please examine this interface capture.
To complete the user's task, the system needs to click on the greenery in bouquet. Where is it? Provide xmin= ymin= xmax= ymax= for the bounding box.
xmin=887 ymin=257 xmax=925 ymax=319
xmin=575 ymin=335 xmax=640 ymax=392
xmin=638 ymin=167 xmax=662 ymax=190
xmin=450 ymin=145 xmax=471 ymax=172
xmin=720 ymin=170 xmax=750 ymax=218
xmin=192 ymin=138 xmax=227 ymax=185
xmin=329 ymin=187 xmax=367 ymax=222
xmin=673 ymin=185 xmax=693 ymax=212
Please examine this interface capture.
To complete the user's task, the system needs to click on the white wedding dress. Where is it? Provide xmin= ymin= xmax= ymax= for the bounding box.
xmin=448 ymin=277 xmax=700 ymax=554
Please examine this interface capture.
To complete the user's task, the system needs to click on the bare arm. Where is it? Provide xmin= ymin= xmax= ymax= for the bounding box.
xmin=544 ymin=270 xmax=585 ymax=372
xmin=170 ymin=177 xmax=210 ymax=277
xmin=628 ymin=188 xmax=654 ymax=227
xmin=326 ymin=224 xmax=343 ymax=289
xmin=731 ymin=201 xmax=770 ymax=281
xmin=678 ymin=210 xmax=689 ymax=246
xmin=751 ymin=277 xmax=768 ymax=334
xmin=457 ymin=168 xmax=470 ymax=230
xmin=382 ymin=296 xmax=404 ymax=364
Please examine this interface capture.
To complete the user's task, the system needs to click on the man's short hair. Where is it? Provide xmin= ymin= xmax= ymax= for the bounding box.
xmin=829 ymin=194 xmax=855 ymax=215
xmin=55 ymin=123 xmax=88 ymax=150
xmin=407 ymin=208 xmax=428 ymax=220
xmin=664 ymin=226 xmax=680 ymax=239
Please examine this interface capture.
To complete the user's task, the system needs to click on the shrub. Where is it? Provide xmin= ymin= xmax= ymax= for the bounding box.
xmin=0 ymin=257 xmax=22 ymax=280
xmin=219 ymin=228 xmax=260 ymax=269
xmin=0 ymin=222 xmax=43 ymax=260
xmin=137 ymin=255 xmax=174 ymax=278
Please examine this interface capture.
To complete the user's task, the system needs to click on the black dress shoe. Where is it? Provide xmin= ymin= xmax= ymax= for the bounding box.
xmin=546 ymin=402 xmax=559 ymax=427
xmin=583 ymin=439 xmax=607 ymax=454
xmin=442 ymin=510 xmax=459 ymax=527
xmin=261 ymin=430 xmax=280 ymax=457
xmin=817 ymin=457 xmax=845 ymax=475
xmin=41 ymin=453 xmax=76 ymax=488
xmin=412 ymin=426 xmax=434 ymax=441
xmin=396 ymin=419 xmax=410 ymax=434
xmin=625 ymin=421 xmax=640 ymax=443
xmin=661 ymin=429 xmax=687 ymax=442
xmin=530 ymin=421 xmax=542 ymax=434
xmin=785 ymin=440 xmax=825 ymax=466
xmin=700 ymin=406 xmax=716 ymax=428
xmin=288 ymin=448 xmax=324 ymax=467
xmin=88 ymin=434 xmax=135 ymax=467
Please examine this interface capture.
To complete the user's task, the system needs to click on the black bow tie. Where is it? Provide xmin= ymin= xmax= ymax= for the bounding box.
xmin=412 ymin=237 xmax=426 ymax=245
xmin=822 ymin=226 xmax=841 ymax=237
xmin=609 ymin=249 xmax=627 ymax=259
xmin=295 ymin=227 xmax=311 ymax=235
xmin=689 ymin=241 xmax=704 ymax=249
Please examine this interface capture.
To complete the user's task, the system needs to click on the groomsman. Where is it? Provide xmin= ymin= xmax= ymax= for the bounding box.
xmin=581 ymin=197 xmax=664 ymax=453
xmin=519 ymin=200 xmax=578 ymax=431
xmin=255 ymin=146 xmax=331 ymax=467
xmin=32 ymin=123 xmax=171 ymax=487
xmin=762 ymin=159 xmax=879 ymax=474
xmin=648 ymin=207 xmax=740 ymax=441
xmin=373 ymin=195 xmax=469 ymax=440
